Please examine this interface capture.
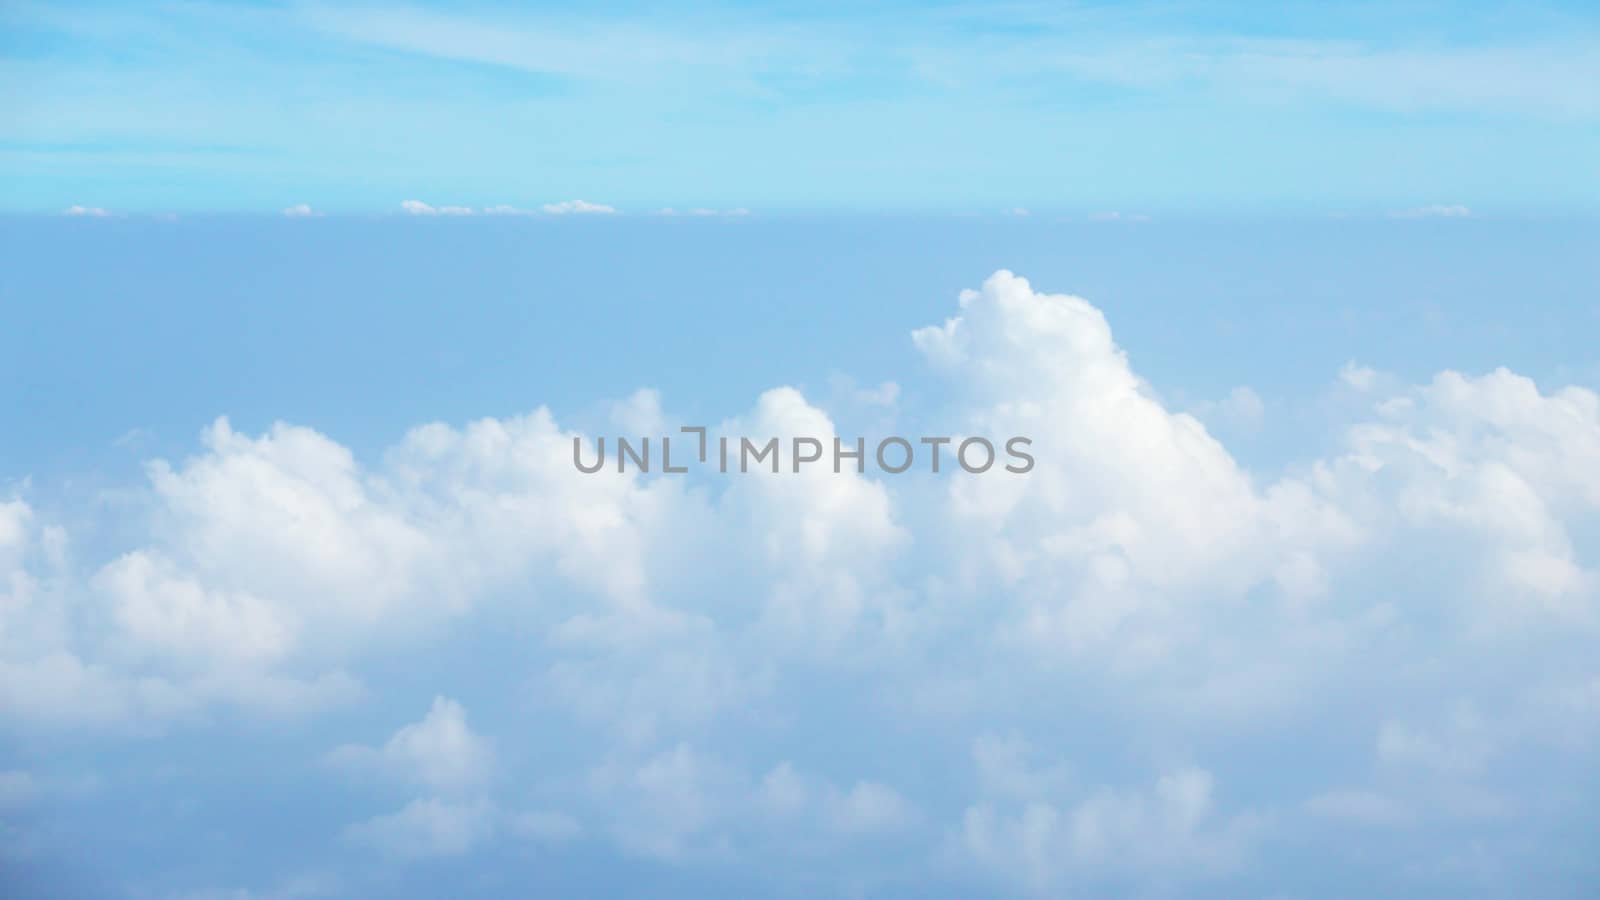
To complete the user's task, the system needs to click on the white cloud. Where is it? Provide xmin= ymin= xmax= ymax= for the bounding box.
xmin=61 ymin=205 xmax=109 ymax=217
xmin=910 ymin=271 xmax=1353 ymax=663
xmin=1089 ymin=211 xmax=1151 ymax=223
xmin=4 ymin=267 xmax=1600 ymax=892
xmin=588 ymin=743 xmax=743 ymax=862
xmin=1218 ymin=386 xmax=1265 ymax=429
xmin=343 ymin=797 xmax=495 ymax=859
xmin=1339 ymin=361 xmax=1379 ymax=391
xmin=1389 ymin=204 xmax=1474 ymax=219
xmin=297 ymin=5 xmax=1600 ymax=118
xmin=1191 ymin=385 xmax=1266 ymax=433
xmin=326 ymin=696 xmax=493 ymax=793
xmin=94 ymin=550 xmax=295 ymax=667
xmin=1332 ymin=368 xmax=1600 ymax=624
xmin=401 ymin=200 xmax=473 ymax=216
xmin=585 ymin=744 xmax=917 ymax=863
xmin=824 ymin=780 xmax=916 ymax=835
xmin=1377 ymin=704 xmax=1497 ymax=778
xmin=960 ymin=736 xmax=1264 ymax=891
xmin=719 ymin=387 xmax=908 ymax=643
xmin=0 ymin=406 xmax=687 ymax=728
xmin=654 ymin=207 xmax=751 ymax=217
xmin=541 ymin=200 xmax=617 ymax=215
xmin=281 ymin=204 xmax=319 ymax=217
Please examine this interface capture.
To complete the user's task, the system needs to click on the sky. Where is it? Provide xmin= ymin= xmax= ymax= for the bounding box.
xmin=4 ymin=2 xmax=1600 ymax=899
xmin=4 ymin=0 xmax=1600 ymax=216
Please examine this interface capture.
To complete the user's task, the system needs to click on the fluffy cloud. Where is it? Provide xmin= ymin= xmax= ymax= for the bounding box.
xmin=327 ymin=696 xmax=494 ymax=793
xmin=3 ymin=270 xmax=1598 ymax=894
xmin=343 ymin=797 xmax=496 ymax=859
xmin=718 ymin=387 xmax=907 ymax=643
xmin=961 ymin=736 xmax=1264 ymax=892
xmin=588 ymin=744 xmax=916 ymax=863
xmin=911 ymin=271 xmax=1357 ymax=675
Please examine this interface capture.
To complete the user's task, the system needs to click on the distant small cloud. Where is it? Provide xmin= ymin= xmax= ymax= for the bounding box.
xmin=483 ymin=204 xmax=533 ymax=216
xmin=282 ymin=204 xmax=320 ymax=218
xmin=62 ymin=205 xmax=109 ymax=217
xmin=1190 ymin=385 xmax=1264 ymax=433
xmin=1389 ymin=204 xmax=1474 ymax=220
xmin=1339 ymin=362 xmax=1379 ymax=391
xmin=1090 ymin=211 xmax=1152 ymax=223
xmin=1008 ymin=207 xmax=1030 ymax=217
xmin=652 ymin=207 xmax=748 ymax=217
xmin=113 ymin=427 xmax=154 ymax=451
xmin=827 ymin=374 xmax=900 ymax=409
xmin=541 ymin=200 xmax=616 ymax=215
xmin=401 ymin=200 xmax=473 ymax=216
xmin=1219 ymin=385 xmax=1264 ymax=431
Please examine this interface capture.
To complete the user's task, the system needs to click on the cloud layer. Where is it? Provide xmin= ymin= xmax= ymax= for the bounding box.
xmin=2 ymin=271 xmax=1596 ymax=896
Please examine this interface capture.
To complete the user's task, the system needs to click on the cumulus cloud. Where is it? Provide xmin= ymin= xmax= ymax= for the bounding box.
xmin=717 ymin=387 xmax=908 ymax=643
xmin=960 ymin=736 xmax=1264 ymax=891
xmin=3 ymin=269 xmax=1599 ymax=894
xmin=910 ymin=271 xmax=1354 ymax=667
xmin=327 ymin=696 xmax=494 ymax=792
xmin=1332 ymin=368 xmax=1600 ymax=625
xmin=588 ymin=744 xmax=916 ymax=863
xmin=343 ymin=797 xmax=495 ymax=858
xmin=281 ymin=204 xmax=319 ymax=217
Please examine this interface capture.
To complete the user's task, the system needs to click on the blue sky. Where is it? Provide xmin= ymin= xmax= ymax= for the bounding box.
xmin=4 ymin=0 xmax=1599 ymax=215
xmin=4 ymin=3 xmax=1600 ymax=900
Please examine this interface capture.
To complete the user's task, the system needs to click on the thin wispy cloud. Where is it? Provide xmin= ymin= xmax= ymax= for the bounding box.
xmin=1389 ymin=204 xmax=1475 ymax=219
xmin=653 ymin=207 xmax=750 ymax=217
xmin=541 ymin=200 xmax=616 ymax=215
xmin=401 ymin=200 xmax=474 ymax=216
xmin=7 ymin=3 xmax=1596 ymax=213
